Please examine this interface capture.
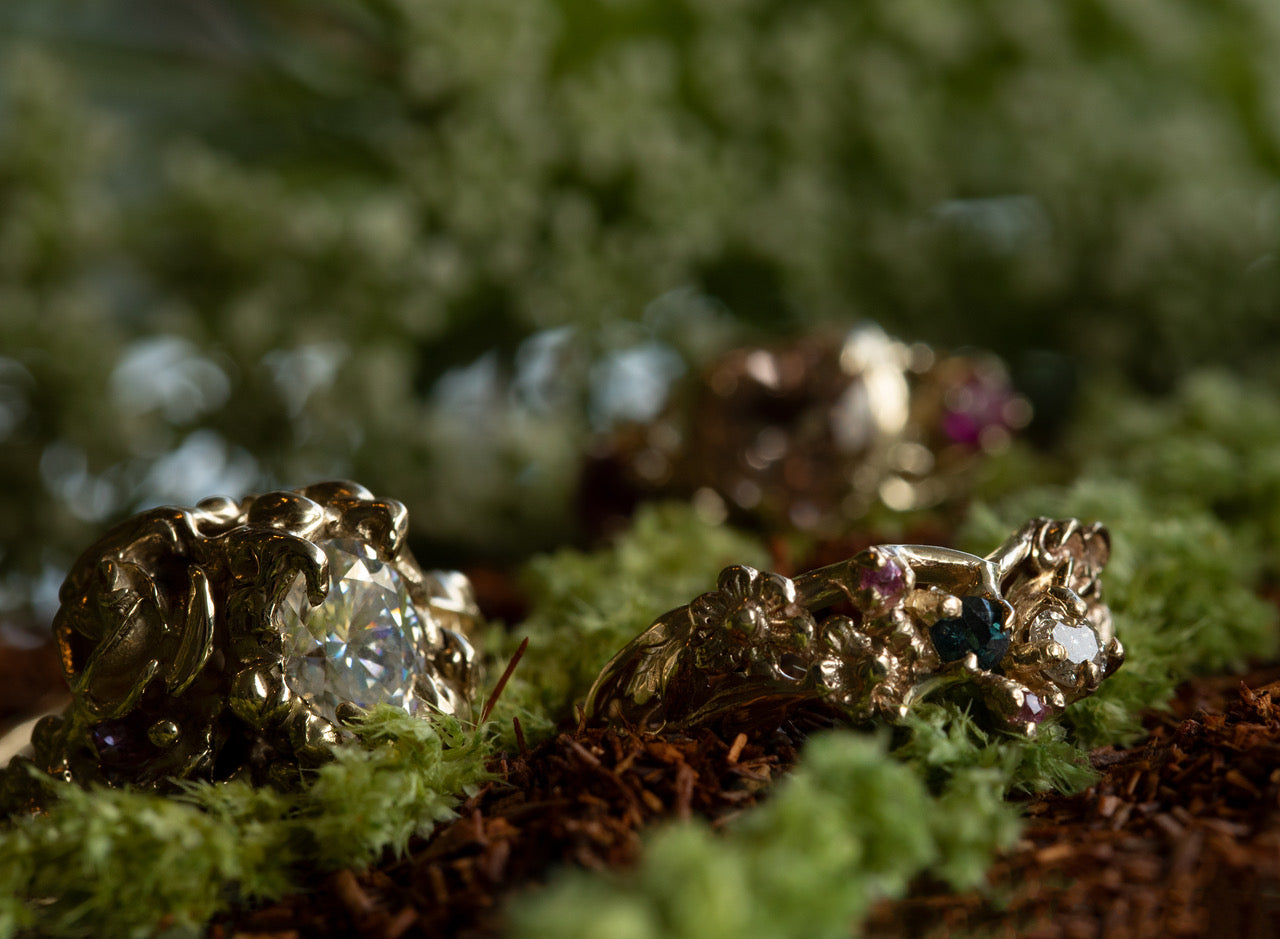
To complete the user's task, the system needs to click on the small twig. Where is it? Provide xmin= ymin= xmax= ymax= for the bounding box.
xmin=480 ymin=637 xmax=529 ymax=724
xmin=513 ymin=716 xmax=528 ymax=758
xmin=565 ymin=736 xmax=602 ymax=768
xmin=383 ymin=907 xmax=418 ymax=939
xmin=675 ymin=762 xmax=697 ymax=821
xmin=331 ymin=869 xmax=375 ymax=917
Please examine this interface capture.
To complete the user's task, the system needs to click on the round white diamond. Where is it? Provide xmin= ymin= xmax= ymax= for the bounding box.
xmin=278 ymin=538 xmax=432 ymax=724
xmin=1028 ymin=609 xmax=1104 ymax=686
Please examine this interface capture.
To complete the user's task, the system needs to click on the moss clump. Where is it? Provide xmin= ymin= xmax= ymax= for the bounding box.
xmin=484 ymin=501 xmax=769 ymax=742
xmin=1074 ymin=371 xmax=1280 ymax=576
xmin=0 ymin=709 xmax=492 ymax=939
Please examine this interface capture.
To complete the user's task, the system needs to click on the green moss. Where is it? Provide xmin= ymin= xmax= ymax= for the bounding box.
xmin=895 ymin=702 xmax=1099 ymax=796
xmin=1075 ymin=371 xmax=1280 ymax=575
xmin=0 ymin=709 xmax=493 ymax=939
xmin=483 ymin=501 xmax=769 ymax=742
xmin=1 ymin=782 xmax=261 ymax=939
xmin=299 ymin=708 xmax=495 ymax=869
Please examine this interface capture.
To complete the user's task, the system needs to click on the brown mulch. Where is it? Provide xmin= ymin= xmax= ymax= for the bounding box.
xmin=210 ymin=723 xmax=801 ymax=939
xmin=865 ymin=666 xmax=1280 ymax=939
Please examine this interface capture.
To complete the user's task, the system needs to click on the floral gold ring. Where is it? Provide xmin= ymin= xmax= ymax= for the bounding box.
xmin=586 ymin=517 xmax=1122 ymax=735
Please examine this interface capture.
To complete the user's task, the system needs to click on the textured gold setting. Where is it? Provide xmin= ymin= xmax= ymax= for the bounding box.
xmin=8 ymin=481 xmax=481 ymax=800
xmin=587 ymin=518 xmax=1122 ymax=735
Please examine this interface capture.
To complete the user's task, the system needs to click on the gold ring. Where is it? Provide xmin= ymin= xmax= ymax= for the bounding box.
xmin=586 ymin=517 xmax=1122 ymax=735
xmin=583 ymin=323 xmax=1032 ymax=535
xmin=15 ymin=480 xmax=482 ymax=794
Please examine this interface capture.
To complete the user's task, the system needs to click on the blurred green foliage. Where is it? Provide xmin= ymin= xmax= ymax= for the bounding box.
xmin=4 ymin=6 xmax=1280 ymax=932
xmin=5 ymin=0 xmax=1280 ymax=628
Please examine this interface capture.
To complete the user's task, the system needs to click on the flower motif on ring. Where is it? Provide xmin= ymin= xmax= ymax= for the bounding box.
xmin=688 ymin=565 xmax=816 ymax=677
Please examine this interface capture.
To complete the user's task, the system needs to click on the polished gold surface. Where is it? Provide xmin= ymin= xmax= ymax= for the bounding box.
xmin=5 ymin=481 xmax=482 ymax=801
xmin=586 ymin=518 xmax=1122 ymax=734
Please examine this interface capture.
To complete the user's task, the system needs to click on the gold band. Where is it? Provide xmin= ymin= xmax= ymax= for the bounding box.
xmin=587 ymin=517 xmax=1122 ymax=735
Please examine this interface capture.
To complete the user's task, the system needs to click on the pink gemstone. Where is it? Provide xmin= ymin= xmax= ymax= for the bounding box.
xmin=942 ymin=376 xmax=1016 ymax=448
xmin=1016 ymin=692 xmax=1050 ymax=725
xmin=942 ymin=409 xmax=984 ymax=446
xmin=859 ymin=560 xmax=906 ymax=601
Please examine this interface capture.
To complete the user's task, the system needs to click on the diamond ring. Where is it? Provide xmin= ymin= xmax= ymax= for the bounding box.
xmin=13 ymin=481 xmax=481 ymax=794
xmin=586 ymin=517 xmax=1122 ymax=734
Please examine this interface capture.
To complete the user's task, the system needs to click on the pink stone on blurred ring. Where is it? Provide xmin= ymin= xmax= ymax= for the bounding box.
xmin=858 ymin=557 xmax=907 ymax=603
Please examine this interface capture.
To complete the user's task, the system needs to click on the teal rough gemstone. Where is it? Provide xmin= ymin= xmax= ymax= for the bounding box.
xmin=929 ymin=596 xmax=1010 ymax=670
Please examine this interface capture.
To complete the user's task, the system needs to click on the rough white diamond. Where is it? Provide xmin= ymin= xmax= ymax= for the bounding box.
xmin=1029 ymin=609 xmax=1103 ymax=686
xmin=278 ymin=538 xmax=430 ymax=724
